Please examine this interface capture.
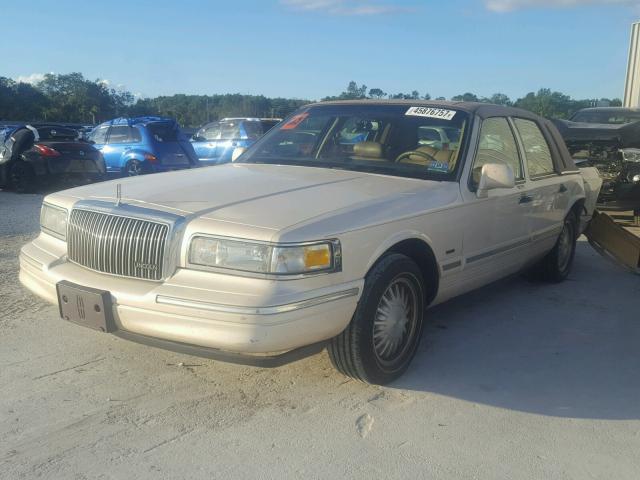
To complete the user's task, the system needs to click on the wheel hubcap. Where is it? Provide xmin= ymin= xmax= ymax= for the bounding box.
xmin=128 ymin=162 xmax=142 ymax=176
xmin=557 ymin=222 xmax=573 ymax=271
xmin=373 ymin=277 xmax=418 ymax=366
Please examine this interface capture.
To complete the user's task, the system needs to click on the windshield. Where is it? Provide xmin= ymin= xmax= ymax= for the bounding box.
xmin=239 ymin=104 xmax=468 ymax=180
xmin=571 ymin=109 xmax=640 ymax=125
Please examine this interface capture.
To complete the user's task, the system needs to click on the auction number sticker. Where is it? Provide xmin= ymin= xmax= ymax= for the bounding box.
xmin=405 ymin=107 xmax=456 ymax=121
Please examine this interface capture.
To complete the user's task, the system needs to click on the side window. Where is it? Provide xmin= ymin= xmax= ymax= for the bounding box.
xmin=89 ymin=126 xmax=109 ymax=144
xmin=129 ymin=127 xmax=142 ymax=143
xmin=198 ymin=123 xmax=221 ymax=141
xmin=471 ymin=117 xmax=522 ymax=186
xmin=513 ymin=118 xmax=555 ymax=177
xmin=107 ymin=126 xmax=133 ymax=144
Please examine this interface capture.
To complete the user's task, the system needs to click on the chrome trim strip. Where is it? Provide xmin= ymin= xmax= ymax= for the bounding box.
xmin=155 ymin=288 xmax=360 ymax=316
xmin=532 ymin=225 xmax=563 ymax=243
xmin=441 ymin=260 xmax=462 ymax=271
xmin=466 ymin=238 xmax=530 ymax=264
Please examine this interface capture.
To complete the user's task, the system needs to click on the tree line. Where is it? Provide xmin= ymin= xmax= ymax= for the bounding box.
xmin=0 ymin=73 xmax=623 ymax=128
xmin=324 ymin=81 xmax=622 ymax=119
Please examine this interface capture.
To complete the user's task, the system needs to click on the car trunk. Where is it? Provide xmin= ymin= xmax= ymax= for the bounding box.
xmin=37 ymin=140 xmax=105 ymax=174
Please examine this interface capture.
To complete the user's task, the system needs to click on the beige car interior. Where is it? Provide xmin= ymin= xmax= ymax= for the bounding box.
xmin=347 ymin=123 xmax=461 ymax=172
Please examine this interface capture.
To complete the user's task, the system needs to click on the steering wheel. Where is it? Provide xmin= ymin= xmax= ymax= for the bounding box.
xmin=395 ymin=150 xmax=437 ymax=164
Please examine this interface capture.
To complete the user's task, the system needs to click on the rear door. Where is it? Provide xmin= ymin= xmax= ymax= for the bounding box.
xmin=102 ymin=126 xmax=141 ymax=172
xmin=512 ymin=118 xmax=569 ymax=257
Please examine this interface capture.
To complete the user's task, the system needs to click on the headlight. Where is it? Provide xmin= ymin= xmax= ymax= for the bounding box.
xmin=40 ymin=203 xmax=68 ymax=240
xmin=188 ymin=236 xmax=340 ymax=275
xmin=620 ymin=148 xmax=640 ymax=163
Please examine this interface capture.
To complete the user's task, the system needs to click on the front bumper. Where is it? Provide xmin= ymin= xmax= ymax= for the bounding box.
xmin=19 ymin=236 xmax=362 ymax=363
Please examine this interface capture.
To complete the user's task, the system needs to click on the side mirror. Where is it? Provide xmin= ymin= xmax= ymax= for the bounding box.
xmin=231 ymin=147 xmax=247 ymax=162
xmin=477 ymin=163 xmax=515 ymax=198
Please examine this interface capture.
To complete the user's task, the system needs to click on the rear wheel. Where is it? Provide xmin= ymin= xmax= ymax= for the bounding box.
xmin=9 ymin=160 xmax=35 ymax=193
xmin=528 ymin=211 xmax=577 ymax=283
xmin=327 ymin=253 xmax=425 ymax=385
xmin=123 ymin=159 xmax=145 ymax=177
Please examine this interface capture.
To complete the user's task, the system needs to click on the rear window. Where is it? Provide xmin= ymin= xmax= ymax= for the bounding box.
xmin=147 ymin=122 xmax=179 ymax=142
xmin=107 ymin=126 xmax=142 ymax=144
xmin=37 ymin=127 xmax=78 ymax=140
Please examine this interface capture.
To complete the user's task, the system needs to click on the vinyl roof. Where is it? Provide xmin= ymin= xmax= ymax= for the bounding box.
xmin=308 ymin=99 xmax=540 ymax=120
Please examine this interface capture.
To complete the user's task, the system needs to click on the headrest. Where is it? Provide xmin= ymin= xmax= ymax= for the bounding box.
xmin=353 ymin=141 xmax=383 ymax=159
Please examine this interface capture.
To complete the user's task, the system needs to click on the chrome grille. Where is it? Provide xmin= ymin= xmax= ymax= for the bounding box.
xmin=67 ymin=209 xmax=169 ymax=280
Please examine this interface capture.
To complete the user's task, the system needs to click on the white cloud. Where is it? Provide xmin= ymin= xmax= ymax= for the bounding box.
xmin=15 ymin=72 xmax=51 ymax=85
xmin=485 ymin=0 xmax=636 ymax=12
xmin=281 ymin=0 xmax=409 ymax=15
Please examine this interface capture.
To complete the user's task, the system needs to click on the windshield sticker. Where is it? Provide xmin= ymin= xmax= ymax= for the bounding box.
xmin=281 ymin=112 xmax=309 ymax=130
xmin=427 ymin=161 xmax=450 ymax=173
xmin=406 ymin=107 xmax=456 ymax=121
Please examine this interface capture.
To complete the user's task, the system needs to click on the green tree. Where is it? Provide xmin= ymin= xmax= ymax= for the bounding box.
xmin=451 ymin=92 xmax=479 ymax=102
xmin=368 ymin=88 xmax=386 ymax=99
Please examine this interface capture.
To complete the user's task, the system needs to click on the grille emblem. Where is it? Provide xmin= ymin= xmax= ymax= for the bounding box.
xmin=79 ymin=150 xmax=85 ymax=156
xmin=135 ymin=262 xmax=158 ymax=271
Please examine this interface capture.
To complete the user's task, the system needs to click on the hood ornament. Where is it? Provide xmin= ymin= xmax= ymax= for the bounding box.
xmin=115 ymin=184 xmax=122 ymax=206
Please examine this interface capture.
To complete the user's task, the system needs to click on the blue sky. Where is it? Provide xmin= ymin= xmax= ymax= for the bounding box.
xmin=3 ymin=0 xmax=638 ymax=101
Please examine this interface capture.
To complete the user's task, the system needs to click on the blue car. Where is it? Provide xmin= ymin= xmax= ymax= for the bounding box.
xmin=88 ymin=117 xmax=199 ymax=176
xmin=191 ymin=118 xmax=281 ymax=165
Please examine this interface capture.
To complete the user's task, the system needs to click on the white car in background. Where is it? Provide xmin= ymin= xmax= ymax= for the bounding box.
xmin=20 ymin=101 xmax=602 ymax=385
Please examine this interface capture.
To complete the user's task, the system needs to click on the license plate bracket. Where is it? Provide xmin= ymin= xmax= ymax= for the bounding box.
xmin=56 ymin=281 xmax=115 ymax=332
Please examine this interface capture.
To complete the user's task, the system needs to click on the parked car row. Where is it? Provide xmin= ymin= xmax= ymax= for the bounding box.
xmin=1 ymin=116 xmax=281 ymax=192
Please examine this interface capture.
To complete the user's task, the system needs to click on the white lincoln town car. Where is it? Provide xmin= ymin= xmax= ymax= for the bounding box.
xmin=20 ymin=101 xmax=602 ymax=385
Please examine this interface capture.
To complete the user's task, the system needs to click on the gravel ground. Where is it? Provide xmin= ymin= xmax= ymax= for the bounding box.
xmin=1 ymin=190 xmax=639 ymax=480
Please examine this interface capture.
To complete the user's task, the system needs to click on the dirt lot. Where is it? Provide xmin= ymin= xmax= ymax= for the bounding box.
xmin=1 ymin=190 xmax=639 ymax=480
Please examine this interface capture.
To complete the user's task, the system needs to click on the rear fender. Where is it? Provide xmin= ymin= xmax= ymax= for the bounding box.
xmin=121 ymin=149 xmax=152 ymax=166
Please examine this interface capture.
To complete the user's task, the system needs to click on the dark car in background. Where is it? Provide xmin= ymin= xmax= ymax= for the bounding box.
xmin=88 ymin=116 xmax=200 ymax=176
xmin=554 ymin=107 xmax=640 ymax=208
xmin=0 ymin=124 xmax=105 ymax=193
xmin=191 ymin=117 xmax=281 ymax=165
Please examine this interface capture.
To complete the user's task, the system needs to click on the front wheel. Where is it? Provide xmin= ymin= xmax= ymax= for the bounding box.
xmin=327 ymin=253 xmax=425 ymax=385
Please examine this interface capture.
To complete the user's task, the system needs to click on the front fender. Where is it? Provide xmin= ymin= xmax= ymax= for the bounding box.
xmin=364 ymin=230 xmax=440 ymax=273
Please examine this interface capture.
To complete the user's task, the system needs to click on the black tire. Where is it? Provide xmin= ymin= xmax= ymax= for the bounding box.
xmin=123 ymin=159 xmax=145 ymax=177
xmin=327 ymin=253 xmax=425 ymax=385
xmin=528 ymin=211 xmax=578 ymax=283
xmin=9 ymin=160 xmax=36 ymax=193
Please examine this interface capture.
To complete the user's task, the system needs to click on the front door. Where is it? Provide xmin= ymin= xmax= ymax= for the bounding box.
xmin=458 ymin=117 xmax=533 ymax=292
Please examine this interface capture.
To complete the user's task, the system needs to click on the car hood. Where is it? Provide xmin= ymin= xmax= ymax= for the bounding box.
xmin=57 ymin=163 xmax=459 ymax=239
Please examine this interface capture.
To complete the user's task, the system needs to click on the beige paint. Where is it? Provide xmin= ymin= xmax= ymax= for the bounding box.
xmin=20 ymin=140 xmax=601 ymax=356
